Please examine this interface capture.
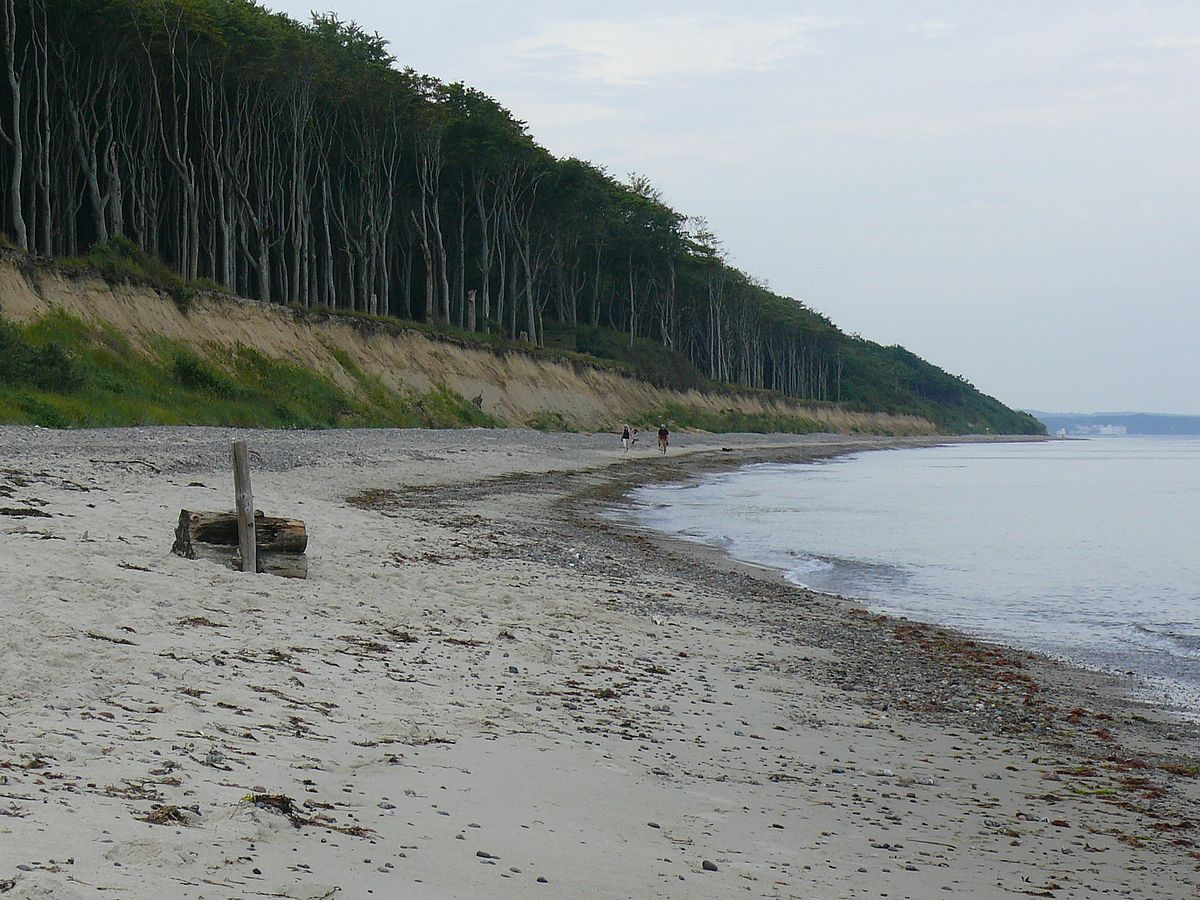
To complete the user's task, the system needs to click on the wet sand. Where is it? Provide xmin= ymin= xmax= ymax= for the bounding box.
xmin=0 ymin=427 xmax=1196 ymax=898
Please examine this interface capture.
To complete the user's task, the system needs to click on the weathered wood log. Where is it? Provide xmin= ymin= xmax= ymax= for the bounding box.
xmin=172 ymin=510 xmax=308 ymax=556
xmin=181 ymin=540 xmax=308 ymax=579
xmin=172 ymin=509 xmax=308 ymax=579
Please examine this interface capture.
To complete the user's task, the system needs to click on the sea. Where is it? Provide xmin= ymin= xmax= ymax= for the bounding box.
xmin=626 ymin=437 xmax=1200 ymax=719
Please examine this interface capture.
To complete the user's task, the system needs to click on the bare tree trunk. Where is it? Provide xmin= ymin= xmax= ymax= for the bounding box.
xmin=431 ymin=195 xmax=449 ymax=322
xmin=495 ymin=234 xmax=506 ymax=332
xmin=30 ymin=0 xmax=48 ymax=254
xmin=522 ymin=236 xmax=537 ymax=345
xmin=455 ymin=190 xmax=466 ymax=327
xmin=2 ymin=0 xmax=29 ymax=250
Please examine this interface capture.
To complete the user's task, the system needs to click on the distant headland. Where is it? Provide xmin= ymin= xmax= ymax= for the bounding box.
xmin=1030 ymin=411 xmax=1200 ymax=436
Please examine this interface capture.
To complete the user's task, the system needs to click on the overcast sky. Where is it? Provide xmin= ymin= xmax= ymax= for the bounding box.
xmin=271 ymin=0 xmax=1199 ymax=414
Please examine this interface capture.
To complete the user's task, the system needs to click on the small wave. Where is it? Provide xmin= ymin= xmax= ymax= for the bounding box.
xmin=779 ymin=552 xmax=909 ymax=594
xmin=783 ymin=556 xmax=835 ymax=588
xmin=1129 ymin=623 xmax=1200 ymax=657
xmin=787 ymin=556 xmax=835 ymax=577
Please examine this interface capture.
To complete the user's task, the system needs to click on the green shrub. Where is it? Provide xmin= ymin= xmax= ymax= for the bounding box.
xmin=575 ymin=323 xmax=706 ymax=391
xmin=0 ymin=320 xmax=83 ymax=391
xmin=637 ymin=401 xmax=822 ymax=435
xmin=17 ymin=396 xmax=70 ymax=428
xmin=525 ymin=409 xmax=575 ymax=432
xmin=169 ymin=349 xmax=240 ymax=398
xmin=68 ymin=237 xmax=195 ymax=314
xmin=420 ymin=384 xmax=500 ymax=428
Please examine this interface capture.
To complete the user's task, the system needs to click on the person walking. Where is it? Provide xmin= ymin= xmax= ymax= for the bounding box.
xmin=621 ymin=424 xmax=632 ymax=452
xmin=657 ymin=423 xmax=669 ymax=454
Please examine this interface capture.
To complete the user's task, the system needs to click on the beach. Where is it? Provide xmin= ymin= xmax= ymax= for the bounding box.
xmin=0 ymin=427 xmax=1196 ymax=899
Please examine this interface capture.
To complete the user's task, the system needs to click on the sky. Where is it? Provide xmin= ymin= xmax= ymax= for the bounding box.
xmin=268 ymin=0 xmax=1200 ymax=414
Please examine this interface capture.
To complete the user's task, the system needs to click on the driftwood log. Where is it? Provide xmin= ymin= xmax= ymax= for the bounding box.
xmin=172 ymin=510 xmax=308 ymax=579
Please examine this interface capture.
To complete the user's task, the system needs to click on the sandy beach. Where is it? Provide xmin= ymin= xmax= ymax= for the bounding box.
xmin=0 ymin=427 xmax=1197 ymax=899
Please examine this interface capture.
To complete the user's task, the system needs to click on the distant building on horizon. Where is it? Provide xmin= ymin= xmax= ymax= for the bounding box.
xmin=1032 ymin=412 xmax=1200 ymax=436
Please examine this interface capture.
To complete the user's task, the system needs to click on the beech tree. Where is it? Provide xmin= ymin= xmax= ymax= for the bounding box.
xmin=0 ymin=0 xmax=1046 ymax=435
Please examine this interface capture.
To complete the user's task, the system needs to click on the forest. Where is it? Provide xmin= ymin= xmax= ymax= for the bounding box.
xmin=0 ymin=0 xmax=1043 ymax=434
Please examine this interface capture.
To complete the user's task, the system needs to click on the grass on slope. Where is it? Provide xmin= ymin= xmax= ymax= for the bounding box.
xmin=0 ymin=312 xmax=498 ymax=429
xmin=637 ymin=402 xmax=820 ymax=435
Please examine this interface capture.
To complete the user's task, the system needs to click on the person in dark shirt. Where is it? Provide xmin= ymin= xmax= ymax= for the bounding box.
xmin=657 ymin=424 xmax=669 ymax=454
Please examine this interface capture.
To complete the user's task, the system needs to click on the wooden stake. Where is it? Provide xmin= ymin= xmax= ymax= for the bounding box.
xmin=231 ymin=440 xmax=256 ymax=574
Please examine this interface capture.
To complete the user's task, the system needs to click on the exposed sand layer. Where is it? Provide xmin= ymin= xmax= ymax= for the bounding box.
xmin=0 ymin=428 xmax=1196 ymax=899
xmin=0 ymin=259 xmax=933 ymax=434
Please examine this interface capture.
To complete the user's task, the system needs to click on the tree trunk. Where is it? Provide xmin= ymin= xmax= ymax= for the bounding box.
xmin=2 ymin=0 xmax=28 ymax=250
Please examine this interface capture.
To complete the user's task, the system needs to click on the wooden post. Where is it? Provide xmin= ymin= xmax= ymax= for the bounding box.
xmin=231 ymin=440 xmax=256 ymax=574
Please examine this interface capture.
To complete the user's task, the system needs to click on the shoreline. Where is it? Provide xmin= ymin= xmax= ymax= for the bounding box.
xmin=1 ymin=427 xmax=1196 ymax=898
xmin=600 ymin=453 xmax=1199 ymax=728
xmin=566 ymin=441 xmax=1196 ymax=734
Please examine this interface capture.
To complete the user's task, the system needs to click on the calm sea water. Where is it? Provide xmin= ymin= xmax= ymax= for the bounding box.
xmin=628 ymin=438 xmax=1200 ymax=718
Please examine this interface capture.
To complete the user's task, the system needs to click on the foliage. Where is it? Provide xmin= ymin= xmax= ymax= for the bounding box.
xmin=0 ymin=318 xmax=83 ymax=391
xmin=0 ymin=0 xmax=1042 ymax=435
xmin=835 ymin=340 xmax=1044 ymax=434
xmin=169 ymin=348 xmax=241 ymax=398
xmin=638 ymin=402 xmax=823 ymax=436
xmin=526 ymin=410 xmax=575 ymax=432
xmin=0 ymin=314 xmax=497 ymax=429
xmin=62 ymin=238 xmax=199 ymax=314
xmin=574 ymin=324 xmax=706 ymax=392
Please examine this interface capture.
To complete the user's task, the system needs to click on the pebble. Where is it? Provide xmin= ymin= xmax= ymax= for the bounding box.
xmin=476 ymin=851 xmax=498 ymax=860
xmin=647 ymin=822 xmax=660 ymax=829
xmin=702 ymin=860 xmax=718 ymax=872
xmin=378 ymin=801 xmax=395 ymax=810
xmin=536 ymin=876 xmax=549 ymax=884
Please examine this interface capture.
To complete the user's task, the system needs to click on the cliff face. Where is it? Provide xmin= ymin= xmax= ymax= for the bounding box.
xmin=0 ymin=260 xmax=937 ymax=435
